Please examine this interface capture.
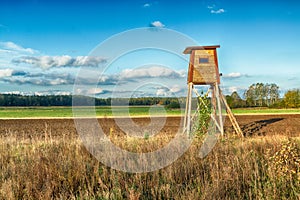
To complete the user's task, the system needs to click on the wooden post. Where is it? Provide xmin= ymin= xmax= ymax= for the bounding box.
xmin=184 ymin=82 xmax=193 ymax=135
xmin=211 ymin=84 xmax=217 ymax=134
xmin=187 ymin=82 xmax=193 ymax=135
xmin=211 ymin=85 xmax=216 ymax=119
xmin=220 ymin=91 xmax=244 ymax=137
xmin=183 ymin=89 xmax=189 ymax=129
xmin=215 ymin=83 xmax=224 ymax=136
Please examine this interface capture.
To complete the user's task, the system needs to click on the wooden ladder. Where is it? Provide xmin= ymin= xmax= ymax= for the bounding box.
xmin=220 ymin=92 xmax=244 ymax=137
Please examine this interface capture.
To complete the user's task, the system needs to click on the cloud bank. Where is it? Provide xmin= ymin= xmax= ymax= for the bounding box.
xmin=0 ymin=41 xmax=188 ymax=97
xmin=0 ymin=65 xmax=186 ymax=88
xmin=0 ymin=41 xmax=38 ymax=54
xmin=12 ymin=55 xmax=107 ymax=69
xmin=120 ymin=66 xmax=184 ymax=80
xmin=222 ymin=72 xmax=249 ymax=79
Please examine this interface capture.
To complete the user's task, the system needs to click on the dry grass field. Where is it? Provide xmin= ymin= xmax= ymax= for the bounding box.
xmin=0 ymin=115 xmax=299 ymax=199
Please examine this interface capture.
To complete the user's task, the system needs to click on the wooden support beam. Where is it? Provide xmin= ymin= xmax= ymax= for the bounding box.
xmin=215 ymin=83 xmax=224 ymax=136
xmin=184 ymin=82 xmax=193 ymax=136
xmin=184 ymin=83 xmax=243 ymax=138
xmin=220 ymin=91 xmax=244 ymax=137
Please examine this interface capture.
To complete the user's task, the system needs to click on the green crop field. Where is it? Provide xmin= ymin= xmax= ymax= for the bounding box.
xmin=0 ymin=106 xmax=300 ymax=118
xmin=232 ymin=108 xmax=300 ymax=115
xmin=0 ymin=106 xmax=184 ymax=118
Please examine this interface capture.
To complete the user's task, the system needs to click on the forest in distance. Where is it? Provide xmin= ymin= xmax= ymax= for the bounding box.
xmin=0 ymin=83 xmax=300 ymax=109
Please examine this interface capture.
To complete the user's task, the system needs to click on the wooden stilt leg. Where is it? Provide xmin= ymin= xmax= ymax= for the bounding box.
xmin=211 ymin=85 xmax=217 ymax=133
xmin=215 ymin=83 xmax=224 ymax=136
xmin=184 ymin=83 xmax=243 ymax=138
xmin=219 ymin=88 xmax=244 ymax=137
xmin=183 ymin=89 xmax=189 ymax=129
xmin=184 ymin=82 xmax=193 ymax=135
xmin=187 ymin=83 xmax=193 ymax=135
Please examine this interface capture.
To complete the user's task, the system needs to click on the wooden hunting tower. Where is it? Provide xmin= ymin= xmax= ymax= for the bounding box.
xmin=183 ymin=45 xmax=243 ymax=137
xmin=184 ymin=45 xmax=220 ymax=85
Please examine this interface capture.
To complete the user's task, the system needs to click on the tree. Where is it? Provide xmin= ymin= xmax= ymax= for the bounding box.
xmin=231 ymin=91 xmax=243 ymax=108
xmin=255 ymin=83 xmax=264 ymax=106
xmin=269 ymin=83 xmax=280 ymax=105
xmin=244 ymin=83 xmax=280 ymax=107
xmin=284 ymin=89 xmax=300 ymax=108
xmin=225 ymin=95 xmax=233 ymax=108
xmin=166 ymin=100 xmax=180 ymax=109
xmin=227 ymin=91 xmax=244 ymax=108
xmin=244 ymin=83 xmax=256 ymax=107
xmin=262 ymin=83 xmax=270 ymax=106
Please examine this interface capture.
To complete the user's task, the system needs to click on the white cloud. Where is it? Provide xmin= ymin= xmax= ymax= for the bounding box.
xmin=0 ymin=49 xmax=14 ymax=54
xmin=73 ymin=56 xmax=107 ymax=67
xmin=143 ymin=3 xmax=151 ymax=7
xmin=211 ymin=8 xmax=225 ymax=14
xmin=49 ymin=78 xmax=70 ymax=85
xmin=155 ymin=85 xmax=184 ymax=96
xmin=2 ymin=91 xmax=24 ymax=95
xmin=33 ymin=91 xmax=45 ymax=96
xmin=207 ymin=4 xmax=226 ymax=14
xmin=0 ymin=68 xmax=13 ymax=78
xmin=170 ymin=85 xmax=183 ymax=93
xmin=12 ymin=55 xmax=107 ymax=69
xmin=73 ymin=66 xmax=186 ymax=87
xmin=119 ymin=66 xmax=184 ymax=80
xmin=0 ymin=41 xmax=37 ymax=54
xmin=223 ymin=72 xmax=242 ymax=78
xmin=57 ymin=91 xmax=72 ymax=95
xmin=87 ymin=88 xmax=105 ymax=95
xmin=150 ymin=21 xmax=165 ymax=28
xmin=0 ymin=42 xmax=40 ymax=70
xmin=221 ymin=86 xmax=246 ymax=96
xmin=2 ymin=72 xmax=75 ymax=86
xmin=34 ymin=90 xmax=72 ymax=96
xmin=75 ymin=87 xmax=107 ymax=96
xmin=2 ymin=90 xmax=72 ymax=96
xmin=228 ymin=86 xmax=238 ymax=93
xmin=156 ymin=88 xmax=168 ymax=96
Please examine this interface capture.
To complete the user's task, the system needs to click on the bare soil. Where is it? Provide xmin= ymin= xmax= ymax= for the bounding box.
xmin=0 ymin=114 xmax=299 ymax=139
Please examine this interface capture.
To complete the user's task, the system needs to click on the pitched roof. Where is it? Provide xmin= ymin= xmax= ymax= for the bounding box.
xmin=183 ymin=45 xmax=220 ymax=54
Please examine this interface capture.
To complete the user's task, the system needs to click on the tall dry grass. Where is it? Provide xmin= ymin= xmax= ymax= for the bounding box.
xmin=0 ymin=128 xmax=299 ymax=199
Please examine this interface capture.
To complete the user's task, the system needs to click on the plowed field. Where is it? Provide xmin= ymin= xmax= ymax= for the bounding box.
xmin=1 ymin=114 xmax=299 ymax=138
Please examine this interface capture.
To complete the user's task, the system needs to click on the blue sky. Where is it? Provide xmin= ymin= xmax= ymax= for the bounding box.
xmin=0 ymin=0 xmax=299 ymax=97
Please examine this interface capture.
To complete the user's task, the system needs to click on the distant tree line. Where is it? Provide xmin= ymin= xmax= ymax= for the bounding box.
xmin=0 ymin=83 xmax=300 ymax=108
xmin=0 ymin=94 xmax=73 ymax=106
xmin=0 ymin=94 xmax=183 ymax=108
xmin=225 ymin=83 xmax=300 ymax=108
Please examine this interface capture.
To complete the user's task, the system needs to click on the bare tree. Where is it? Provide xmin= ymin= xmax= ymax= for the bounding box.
xmin=244 ymin=83 xmax=280 ymax=107
xmin=269 ymin=83 xmax=279 ymax=105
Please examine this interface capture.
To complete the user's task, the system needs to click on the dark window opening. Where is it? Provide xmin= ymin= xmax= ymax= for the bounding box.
xmin=199 ymin=58 xmax=209 ymax=63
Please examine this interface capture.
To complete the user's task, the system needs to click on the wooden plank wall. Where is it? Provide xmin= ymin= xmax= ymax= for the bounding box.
xmin=192 ymin=49 xmax=217 ymax=84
